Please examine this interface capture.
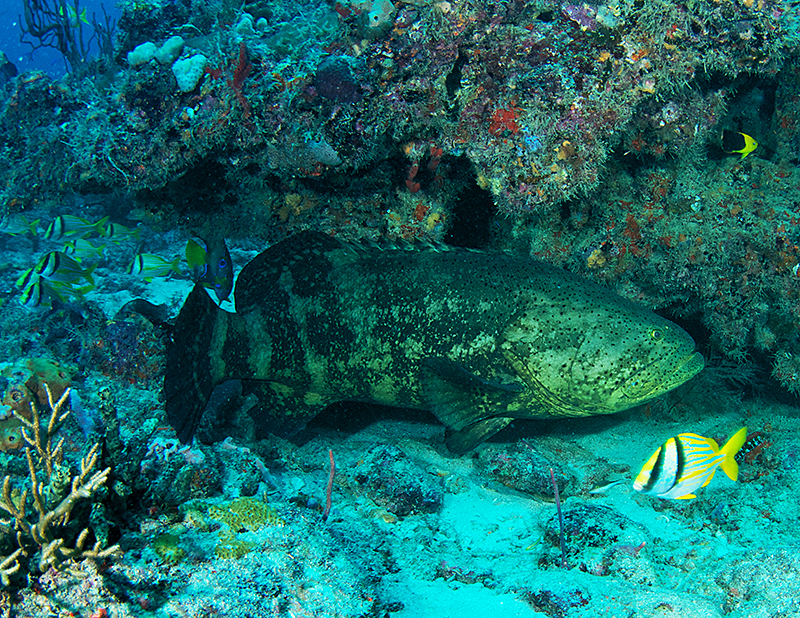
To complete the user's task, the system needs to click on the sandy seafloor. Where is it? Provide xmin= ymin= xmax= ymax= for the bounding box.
xmin=1 ymin=232 xmax=799 ymax=618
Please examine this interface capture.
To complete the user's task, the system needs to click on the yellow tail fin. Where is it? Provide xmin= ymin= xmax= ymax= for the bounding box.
xmin=719 ymin=427 xmax=748 ymax=481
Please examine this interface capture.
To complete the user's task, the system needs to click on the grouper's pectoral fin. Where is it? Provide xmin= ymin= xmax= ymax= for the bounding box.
xmin=445 ymin=417 xmax=514 ymax=455
xmin=241 ymin=380 xmax=327 ymax=439
xmin=421 ymin=357 xmax=524 ymax=454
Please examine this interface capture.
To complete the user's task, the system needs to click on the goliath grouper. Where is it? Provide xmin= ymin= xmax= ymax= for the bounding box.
xmin=165 ymin=231 xmax=704 ymax=454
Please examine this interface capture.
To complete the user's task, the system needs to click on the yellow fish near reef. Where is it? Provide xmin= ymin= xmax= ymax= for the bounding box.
xmin=62 ymin=237 xmax=107 ymax=262
xmin=58 ymin=4 xmax=89 ymax=28
xmin=722 ymin=130 xmax=758 ymax=160
xmin=165 ymin=232 xmax=704 ymax=453
xmin=103 ymin=221 xmax=142 ymax=244
xmin=44 ymin=215 xmax=109 ymax=241
xmin=35 ymin=251 xmax=96 ymax=285
xmin=633 ymin=427 xmax=747 ymax=499
xmin=0 ymin=214 xmax=39 ymax=237
xmin=18 ymin=277 xmax=93 ymax=308
xmin=127 ymin=253 xmax=181 ymax=281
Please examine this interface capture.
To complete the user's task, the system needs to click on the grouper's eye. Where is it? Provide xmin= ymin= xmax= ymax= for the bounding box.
xmin=650 ymin=328 xmax=664 ymax=342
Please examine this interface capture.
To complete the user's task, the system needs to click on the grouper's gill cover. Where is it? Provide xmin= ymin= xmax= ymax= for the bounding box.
xmin=165 ymin=231 xmax=704 ymax=453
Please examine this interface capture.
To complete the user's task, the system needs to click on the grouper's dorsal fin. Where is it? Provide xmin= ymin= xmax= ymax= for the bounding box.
xmin=234 ymin=231 xmax=342 ymax=312
xmin=352 ymin=235 xmax=453 ymax=254
xmin=421 ymin=357 xmax=524 ymax=452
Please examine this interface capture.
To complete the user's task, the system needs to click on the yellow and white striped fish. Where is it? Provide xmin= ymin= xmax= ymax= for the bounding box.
xmin=45 ymin=215 xmax=109 ymax=241
xmin=633 ymin=427 xmax=747 ymax=500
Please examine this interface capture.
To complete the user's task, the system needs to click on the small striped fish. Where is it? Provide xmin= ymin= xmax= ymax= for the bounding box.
xmin=633 ymin=427 xmax=747 ymax=500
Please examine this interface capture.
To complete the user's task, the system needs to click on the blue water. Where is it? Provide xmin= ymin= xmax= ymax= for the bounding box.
xmin=0 ymin=0 xmax=119 ymax=76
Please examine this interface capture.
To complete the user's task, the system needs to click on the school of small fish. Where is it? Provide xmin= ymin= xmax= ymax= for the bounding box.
xmin=0 ymin=213 xmax=232 ymax=308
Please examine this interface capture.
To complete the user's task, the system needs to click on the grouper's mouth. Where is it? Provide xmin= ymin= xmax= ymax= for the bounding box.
xmin=625 ymin=349 xmax=705 ymax=401
xmin=662 ymin=350 xmax=705 ymax=391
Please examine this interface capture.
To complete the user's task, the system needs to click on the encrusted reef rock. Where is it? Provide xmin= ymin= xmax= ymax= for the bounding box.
xmin=478 ymin=441 xmax=577 ymax=498
xmin=352 ymin=444 xmax=443 ymax=516
xmin=1 ymin=0 xmax=790 ymax=215
xmin=542 ymin=503 xmax=650 ymax=576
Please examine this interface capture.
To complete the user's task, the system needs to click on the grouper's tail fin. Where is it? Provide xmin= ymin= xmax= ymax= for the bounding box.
xmin=165 ymin=283 xmax=228 ymax=443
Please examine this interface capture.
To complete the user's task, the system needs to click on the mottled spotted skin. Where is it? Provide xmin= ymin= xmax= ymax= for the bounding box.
xmin=165 ymin=232 xmax=704 ymax=452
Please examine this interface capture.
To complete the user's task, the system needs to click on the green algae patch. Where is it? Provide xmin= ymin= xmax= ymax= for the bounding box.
xmin=153 ymin=532 xmax=187 ymax=565
xmin=208 ymin=496 xmax=285 ymax=531
xmin=207 ymin=497 xmax=285 ymax=559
